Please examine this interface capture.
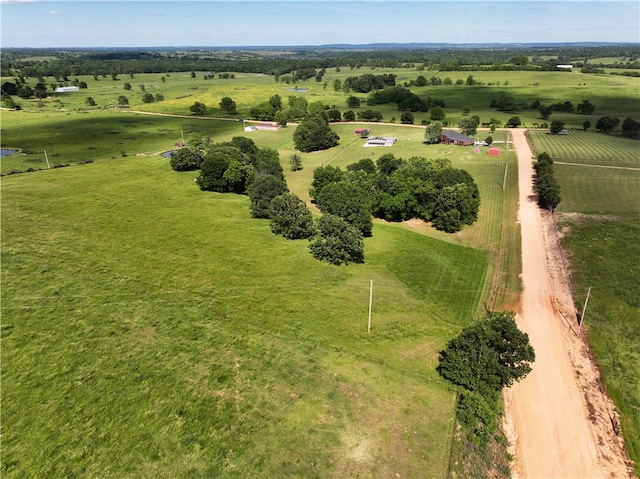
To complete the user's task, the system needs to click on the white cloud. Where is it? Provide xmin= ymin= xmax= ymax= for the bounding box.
xmin=45 ymin=10 xmax=63 ymax=15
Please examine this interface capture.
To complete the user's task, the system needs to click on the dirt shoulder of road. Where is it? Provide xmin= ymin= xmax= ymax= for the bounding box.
xmin=504 ymin=129 xmax=635 ymax=479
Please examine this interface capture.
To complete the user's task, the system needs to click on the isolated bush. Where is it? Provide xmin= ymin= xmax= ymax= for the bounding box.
xmin=309 ymin=214 xmax=364 ymax=265
xmin=457 ymin=392 xmax=500 ymax=444
xmin=289 ymin=153 xmax=303 ymax=171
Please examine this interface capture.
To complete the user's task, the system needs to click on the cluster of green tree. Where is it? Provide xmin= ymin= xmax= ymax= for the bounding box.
xmin=610 ymin=71 xmax=640 ymax=78
xmin=493 ymin=94 xmax=596 ymax=121
xmin=533 ymin=152 xmax=561 ymax=211
xmin=437 ymin=311 xmax=535 ymax=444
xmin=592 ymin=116 xmax=639 ymax=136
xmin=1 ymin=78 xmax=87 ymax=103
xmin=250 ymin=94 xmax=309 ymax=123
xmin=310 ymin=154 xmax=480 ymax=233
xmin=343 ymin=73 xmax=396 ymax=93
xmin=364 ymin=85 xmax=446 ymax=113
xmin=168 ymin=136 xmax=363 ymax=265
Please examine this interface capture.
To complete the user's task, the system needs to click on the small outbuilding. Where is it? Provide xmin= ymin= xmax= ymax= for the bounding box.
xmin=440 ymin=130 xmax=474 ymax=146
xmin=354 ymin=128 xmax=371 ymax=137
xmin=488 ymin=147 xmax=501 ymax=156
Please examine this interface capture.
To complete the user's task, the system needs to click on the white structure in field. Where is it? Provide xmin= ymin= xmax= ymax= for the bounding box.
xmin=364 ymin=136 xmax=397 ymax=147
xmin=55 ymin=86 xmax=80 ymax=93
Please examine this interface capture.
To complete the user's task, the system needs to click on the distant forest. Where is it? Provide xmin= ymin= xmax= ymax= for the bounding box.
xmin=2 ymin=44 xmax=639 ymax=78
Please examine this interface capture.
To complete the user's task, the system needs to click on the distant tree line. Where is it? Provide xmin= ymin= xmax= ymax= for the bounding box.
xmin=6 ymin=45 xmax=636 ymax=79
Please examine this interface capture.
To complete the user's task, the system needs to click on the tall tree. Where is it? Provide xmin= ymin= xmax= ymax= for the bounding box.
xmin=316 ymin=181 xmax=373 ymax=237
xmin=309 ymin=214 xmax=364 ymax=265
xmin=549 ymin=119 xmax=566 ymax=134
xmin=247 ymin=175 xmax=288 ymax=219
xmin=189 ymin=101 xmax=207 ymax=115
xmin=424 ymin=121 xmax=443 ymax=144
xmin=293 ymin=114 xmax=340 ymax=153
xmin=595 ymin=116 xmax=620 ymax=133
xmin=429 ymin=106 xmax=445 ymax=121
xmin=437 ymin=311 xmax=535 ymax=396
xmin=459 ymin=117 xmax=478 ymax=136
xmin=219 ymin=96 xmax=237 ymax=114
xmin=269 ymin=193 xmax=316 ymax=240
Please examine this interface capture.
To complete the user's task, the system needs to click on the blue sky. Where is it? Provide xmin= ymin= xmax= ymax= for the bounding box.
xmin=1 ymin=1 xmax=639 ymax=48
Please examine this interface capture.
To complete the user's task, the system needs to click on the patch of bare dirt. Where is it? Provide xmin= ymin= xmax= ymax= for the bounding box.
xmin=503 ymin=129 xmax=635 ymax=479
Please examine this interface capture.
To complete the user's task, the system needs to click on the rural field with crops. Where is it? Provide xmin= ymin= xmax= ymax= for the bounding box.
xmin=528 ymin=129 xmax=640 ymax=472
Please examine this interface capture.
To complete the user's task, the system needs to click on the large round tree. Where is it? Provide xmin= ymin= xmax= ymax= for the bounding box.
xmin=269 ymin=193 xmax=316 ymax=240
xmin=309 ymin=214 xmax=364 ymax=265
xmin=293 ymin=114 xmax=340 ymax=153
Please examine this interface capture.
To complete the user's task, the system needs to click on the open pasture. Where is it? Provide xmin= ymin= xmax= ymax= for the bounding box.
xmin=554 ymin=165 xmax=640 ymax=214
xmin=5 ymin=67 xmax=639 ymax=135
xmin=560 ymin=218 xmax=640 ymax=471
xmin=1 ymin=155 xmax=489 ymax=478
xmin=528 ymin=130 xmax=640 ymax=168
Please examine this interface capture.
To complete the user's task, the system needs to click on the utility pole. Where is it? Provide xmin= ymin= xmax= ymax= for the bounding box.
xmin=578 ymin=287 xmax=592 ymax=334
xmin=367 ymin=279 xmax=373 ymax=335
xmin=502 ymin=162 xmax=508 ymax=190
xmin=44 ymin=149 xmax=50 ymax=169
xmin=181 ymin=129 xmax=185 ymax=144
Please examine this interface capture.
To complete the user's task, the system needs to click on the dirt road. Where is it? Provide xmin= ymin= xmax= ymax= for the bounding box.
xmin=505 ymin=129 xmax=633 ymax=478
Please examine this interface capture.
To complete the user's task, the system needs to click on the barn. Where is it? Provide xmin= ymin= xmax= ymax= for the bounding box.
xmin=440 ymin=130 xmax=474 ymax=146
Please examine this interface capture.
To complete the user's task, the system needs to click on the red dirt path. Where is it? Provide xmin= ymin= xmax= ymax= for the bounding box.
xmin=504 ymin=129 xmax=634 ymax=478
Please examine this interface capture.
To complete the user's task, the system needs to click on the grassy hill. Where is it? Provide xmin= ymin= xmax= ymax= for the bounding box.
xmin=1 ymin=155 xmax=492 ymax=478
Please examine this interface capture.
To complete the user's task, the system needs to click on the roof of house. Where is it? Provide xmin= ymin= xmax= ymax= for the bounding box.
xmin=441 ymin=130 xmax=474 ymax=143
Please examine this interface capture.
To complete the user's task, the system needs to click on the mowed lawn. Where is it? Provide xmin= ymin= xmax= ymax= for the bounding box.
xmin=1 ymin=156 xmax=489 ymax=478
xmin=528 ymin=130 xmax=640 ymax=473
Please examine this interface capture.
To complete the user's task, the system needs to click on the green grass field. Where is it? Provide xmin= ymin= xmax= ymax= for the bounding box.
xmin=1 ymin=100 xmax=525 ymax=476
xmin=528 ymin=131 xmax=640 ymax=474
xmin=2 ymin=128 xmax=516 ymax=477
xmin=7 ymin=65 xmax=637 ymax=476
xmin=529 ymin=130 xmax=640 ymax=169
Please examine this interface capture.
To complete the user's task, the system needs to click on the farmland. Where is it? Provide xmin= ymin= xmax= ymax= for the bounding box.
xmin=2 ymin=58 xmax=638 ymax=477
xmin=1 ymin=152 xmax=491 ymax=478
xmin=527 ymin=129 xmax=640 ymax=473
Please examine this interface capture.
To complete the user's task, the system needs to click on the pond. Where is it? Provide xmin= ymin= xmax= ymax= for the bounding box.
xmin=161 ymin=151 xmax=176 ymax=158
xmin=284 ymin=87 xmax=309 ymax=92
xmin=1 ymin=148 xmax=18 ymax=157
